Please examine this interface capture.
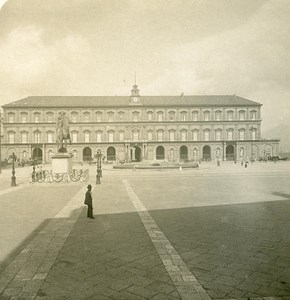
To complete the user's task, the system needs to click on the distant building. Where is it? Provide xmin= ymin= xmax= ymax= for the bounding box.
xmin=0 ymin=84 xmax=279 ymax=163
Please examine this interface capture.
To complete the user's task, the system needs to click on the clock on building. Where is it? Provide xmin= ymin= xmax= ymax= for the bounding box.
xmin=133 ymin=97 xmax=139 ymax=102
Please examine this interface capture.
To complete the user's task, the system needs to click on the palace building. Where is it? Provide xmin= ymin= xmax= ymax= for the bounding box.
xmin=1 ymin=84 xmax=279 ymax=163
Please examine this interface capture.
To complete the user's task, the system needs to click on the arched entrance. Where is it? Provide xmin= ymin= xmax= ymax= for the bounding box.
xmin=226 ymin=145 xmax=235 ymax=161
xmin=203 ymin=145 xmax=211 ymax=161
xmin=180 ymin=146 xmax=188 ymax=161
xmin=156 ymin=146 xmax=165 ymax=160
xmin=107 ymin=147 xmax=116 ymax=161
xmin=130 ymin=146 xmax=141 ymax=162
xmin=83 ymin=147 xmax=92 ymax=161
xmin=33 ymin=148 xmax=42 ymax=162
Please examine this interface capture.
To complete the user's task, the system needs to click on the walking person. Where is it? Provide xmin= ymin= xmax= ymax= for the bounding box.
xmin=84 ymin=184 xmax=95 ymax=219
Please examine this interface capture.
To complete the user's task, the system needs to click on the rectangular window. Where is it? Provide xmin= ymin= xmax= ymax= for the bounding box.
xmin=84 ymin=132 xmax=90 ymax=142
xmin=158 ymin=114 xmax=163 ymax=122
xmin=133 ymin=132 xmax=139 ymax=141
xmin=181 ymin=131 xmax=187 ymax=141
xmin=47 ymin=114 xmax=53 ymax=123
xmin=108 ymin=114 xmax=114 ymax=122
xmin=239 ymin=130 xmax=245 ymax=140
xmin=72 ymin=114 xmax=77 ymax=123
xmin=215 ymin=131 xmax=221 ymax=141
xmin=96 ymin=114 xmax=102 ymax=122
xmin=251 ymin=130 xmax=256 ymax=140
xmin=227 ymin=112 xmax=233 ymax=121
xmin=148 ymin=113 xmax=152 ymax=121
xmin=34 ymin=132 xmax=41 ymax=143
xmin=8 ymin=133 xmax=15 ymax=143
xmin=84 ymin=114 xmax=90 ymax=122
xmin=21 ymin=115 xmax=27 ymax=123
xmin=72 ymin=132 xmax=78 ymax=143
xmin=47 ymin=133 xmax=53 ymax=143
xmin=204 ymin=131 xmax=210 ymax=141
xmin=9 ymin=115 xmax=14 ymax=123
xmin=97 ymin=132 xmax=102 ymax=142
xmin=228 ymin=131 xmax=233 ymax=141
xmin=192 ymin=112 xmax=198 ymax=121
xmin=251 ymin=112 xmax=256 ymax=120
xmin=204 ymin=112 xmax=210 ymax=121
xmin=21 ymin=132 xmax=28 ymax=143
xmin=147 ymin=132 xmax=153 ymax=141
xmin=34 ymin=114 xmax=40 ymax=123
xmin=169 ymin=113 xmax=175 ymax=121
xmin=133 ymin=114 xmax=138 ymax=122
xmin=216 ymin=112 xmax=221 ymax=121
xmin=108 ymin=132 xmax=114 ymax=142
xmin=169 ymin=131 xmax=175 ymax=141
xmin=181 ymin=114 xmax=186 ymax=121
xmin=193 ymin=131 xmax=198 ymax=141
xmin=119 ymin=132 xmax=124 ymax=141
xmin=157 ymin=131 xmax=163 ymax=141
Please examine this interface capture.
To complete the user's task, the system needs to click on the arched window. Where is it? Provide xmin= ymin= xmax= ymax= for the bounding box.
xmin=239 ymin=110 xmax=245 ymax=121
xmin=34 ymin=131 xmax=41 ymax=143
xmin=47 ymin=131 xmax=53 ymax=143
xmin=96 ymin=131 xmax=102 ymax=142
xmin=169 ymin=111 xmax=175 ymax=121
xmin=34 ymin=112 xmax=40 ymax=123
xmin=46 ymin=112 xmax=53 ymax=123
xmin=147 ymin=131 xmax=153 ymax=141
xmin=108 ymin=131 xmax=114 ymax=142
xmin=239 ymin=129 xmax=245 ymax=140
xmin=215 ymin=110 xmax=222 ymax=121
xmin=21 ymin=113 xmax=27 ymax=123
xmin=192 ymin=130 xmax=198 ymax=141
xmin=96 ymin=112 xmax=102 ymax=122
xmin=8 ymin=113 xmax=15 ymax=123
xmin=156 ymin=146 xmax=165 ymax=160
xmin=84 ymin=131 xmax=90 ymax=143
xmin=21 ymin=132 xmax=28 ymax=143
xmin=181 ymin=130 xmax=187 ymax=141
xmin=250 ymin=110 xmax=257 ymax=120
xmin=71 ymin=112 xmax=78 ymax=123
xmin=169 ymin=130 xmax=175 ymax=141
xmin=204 ymin=111 xmax=210 ymax=121
xmin=251 ymin=129 xmax=257 ymax=140
xmin=132 ymin=111 xmax=139 ymax=122
xmin=192 ymin=111 xmax=199 ymax=121
xmin=108 ymin=112 xmax=114 ymax=122
xmin=180 ymin=146 xmax=188 ymax=160
xmin=180 ymin=111 xmax=187 ymax=121
xmin=147 ymin=111 xmax=153 ymax=121
xmin=157 ymin=130 xmax=163 ymax=141
xmin=71 ymin=131 xmax=78 ymax=143
xmin=83 ymin=112 xmax=90 ymax=123
xmin=118 ymin=111 xmax=125 ymax=120
xmin=204 ymin=129 xmax=210 ymax=141
xmin=227 ymin=110 xmax=234 ymax=121
xmin=227 ymin=129 xmax=234 ymax=141
xmin=157 ymin=112 xmax=163 ymax=122
xmin=107 ymin=147 xmax=116 ymax=161
xmin=215 ymin=130 xmax=221 ymax=141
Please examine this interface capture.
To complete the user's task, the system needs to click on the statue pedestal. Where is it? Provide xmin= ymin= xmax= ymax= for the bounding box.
xmin=51 ymin=153 xmax=73 ymax=173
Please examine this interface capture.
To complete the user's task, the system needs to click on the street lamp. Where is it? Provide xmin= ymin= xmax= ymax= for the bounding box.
xmin=96 ymin=149 xmax=102 ymax=184
xmin=11 ymin=152 xmax=17 ymax=186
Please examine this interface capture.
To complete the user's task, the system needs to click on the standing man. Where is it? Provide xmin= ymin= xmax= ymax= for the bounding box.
xmin=84 ymin=184 xmax=95 ymax=219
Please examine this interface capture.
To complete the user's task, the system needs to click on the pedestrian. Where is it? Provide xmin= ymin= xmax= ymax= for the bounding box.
xmin=84 ymin=184 xmax=95 ymax=219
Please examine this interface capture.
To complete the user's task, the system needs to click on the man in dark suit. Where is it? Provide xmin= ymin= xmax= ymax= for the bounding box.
xmin=84 ymin=184 xmax=95 ymax=219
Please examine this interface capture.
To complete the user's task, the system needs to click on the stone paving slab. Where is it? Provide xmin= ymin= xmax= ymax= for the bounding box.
xmin=0 ymin=168 xmax=290 ymax=299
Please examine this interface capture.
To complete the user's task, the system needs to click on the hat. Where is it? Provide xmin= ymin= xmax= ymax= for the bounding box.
xmin=87 ymin=184 xmax=92 ymax=188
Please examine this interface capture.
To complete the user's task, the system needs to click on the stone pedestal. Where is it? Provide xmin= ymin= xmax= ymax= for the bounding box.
xmin=51 ymin=153 xmax=73 ymax=173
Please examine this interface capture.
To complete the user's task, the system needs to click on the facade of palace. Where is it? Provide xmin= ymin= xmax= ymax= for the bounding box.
xmin=0 ymin=84 xmax=279 ymax=163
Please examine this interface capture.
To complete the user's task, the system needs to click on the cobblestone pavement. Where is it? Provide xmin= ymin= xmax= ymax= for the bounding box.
xmin=0 ymin=162 xmax=289 ymax=299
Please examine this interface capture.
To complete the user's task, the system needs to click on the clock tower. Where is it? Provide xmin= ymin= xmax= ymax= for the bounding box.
xmin=130 ymin=83 xmax=142 ymax=105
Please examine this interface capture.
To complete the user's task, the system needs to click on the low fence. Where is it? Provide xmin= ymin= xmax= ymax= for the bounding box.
xmin=29 ymin=169 xmax=89 ymax=184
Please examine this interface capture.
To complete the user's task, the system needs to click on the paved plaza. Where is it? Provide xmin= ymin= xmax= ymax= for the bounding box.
xmin=0 ymin=161 xmax=290 ymax=299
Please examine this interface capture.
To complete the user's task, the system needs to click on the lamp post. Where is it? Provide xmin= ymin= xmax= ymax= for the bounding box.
xmin=11 ymin=152 xmax=17 ymax=186
xmin=96 ymin=149 xmax=102 ymax=184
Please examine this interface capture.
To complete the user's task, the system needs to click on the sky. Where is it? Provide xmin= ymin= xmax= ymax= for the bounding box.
xmin=0 ymin=0 xmax=289 ymax=133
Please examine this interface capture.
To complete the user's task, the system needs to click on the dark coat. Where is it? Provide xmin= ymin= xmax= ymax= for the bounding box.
xmin=84 ymin=190 xmax=92 ymax=206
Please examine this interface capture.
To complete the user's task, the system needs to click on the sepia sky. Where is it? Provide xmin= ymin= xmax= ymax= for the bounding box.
xmin=0 ymin=0 xmax=289 ymax=132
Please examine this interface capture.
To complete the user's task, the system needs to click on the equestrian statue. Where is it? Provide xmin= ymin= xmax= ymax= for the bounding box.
xmin=56 ymin=112 xmax=71 ymax=152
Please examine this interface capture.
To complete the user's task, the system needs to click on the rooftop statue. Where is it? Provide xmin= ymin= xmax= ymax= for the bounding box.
xmin=56 ymin=112 xmax=71 ymax=152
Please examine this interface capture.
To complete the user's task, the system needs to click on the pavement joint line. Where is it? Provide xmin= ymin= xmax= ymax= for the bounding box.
xmin=0 ymin=185 xmax=87 ymax=299
xmin=123 ymin=179 xmax=212 ymax=300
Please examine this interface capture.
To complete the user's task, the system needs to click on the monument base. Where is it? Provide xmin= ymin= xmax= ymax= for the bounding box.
xmin=51 ymin=153 xmax=73 ymax=173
